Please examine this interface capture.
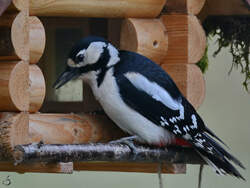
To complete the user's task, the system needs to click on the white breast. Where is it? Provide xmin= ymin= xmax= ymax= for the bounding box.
xmin=89 ymin=68 xmax=175 ymax=146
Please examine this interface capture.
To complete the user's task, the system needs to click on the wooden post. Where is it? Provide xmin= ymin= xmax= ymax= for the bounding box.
xmin=161 ymin=15 xmax=206 ymax=64
xmin=29 ymin=65 xmax=46 ymax=113
xmin=29 ymin=16 xmax=46 ymax=64
xmin=120 ymin=18 xmax=168 ymax=64
xmin=0 ymin=112 xmax=29 ymax=160
xmin=0 ymin=61 xmax=29 ymax=111
xmin=29 ymin=0 xmax=166 ymax=18
xmin=29 ymin=113 xmax=126 ymax=144
xmin=0 ymin=11 xmax=29 ymax=61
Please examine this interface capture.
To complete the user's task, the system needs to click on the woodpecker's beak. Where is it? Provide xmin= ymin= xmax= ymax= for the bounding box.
xmin=53 ymin=68 xmax=80 ymax=89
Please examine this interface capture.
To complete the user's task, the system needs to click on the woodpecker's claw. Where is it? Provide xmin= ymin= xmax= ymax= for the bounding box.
xmin=109 ymin=136 xmax=139 ymax=160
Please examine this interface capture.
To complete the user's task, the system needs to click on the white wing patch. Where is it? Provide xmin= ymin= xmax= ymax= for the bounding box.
xmin=125 ymin=72 xmax=184 ymax=119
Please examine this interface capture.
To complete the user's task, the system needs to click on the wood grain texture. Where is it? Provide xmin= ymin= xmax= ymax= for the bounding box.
xmin=11 ymin=11 xmax=29 ymax=61
xmin=0 ymin=61 xmax=29 ymax=111
xmin=165 ymin=0 xmax=206 ymax=15
xmin=11 ymin=0 xmax=29 ymax=11
xmin=29 ymin=113 xmax=126 ymax=144
xmin=161 ymin=15 xmax=206 ymax=64
xmin=120 ymin=18 xmax=168 ymax=64
xmin=29 ymin=0 xmax=165 ymax=18
xmin=0 ymin=162 xmax=73 ymax=174
xmin=162 ymin=64 xmax=205 ymax=109
xmin=29 ymin=16 xmax=46 ymax=64
xmin=74 ymin=162 xmax=186 ymax=174
xmin=0 ymin=112 xmax=29 ymax=160
xmin=29 ymin=65 xmax=46 ymax=112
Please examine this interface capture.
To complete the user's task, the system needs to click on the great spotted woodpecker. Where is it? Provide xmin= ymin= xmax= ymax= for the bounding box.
xmin=54 ymin=36 xmax=245 ymax=179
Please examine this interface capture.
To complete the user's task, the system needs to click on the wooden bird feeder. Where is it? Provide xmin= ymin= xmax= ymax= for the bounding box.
xmin=0 ymin=0 xmax=248 ymax=175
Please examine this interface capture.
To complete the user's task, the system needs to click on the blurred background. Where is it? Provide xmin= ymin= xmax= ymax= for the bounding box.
xmin=0 ymin=37 xmax=249 ymax=188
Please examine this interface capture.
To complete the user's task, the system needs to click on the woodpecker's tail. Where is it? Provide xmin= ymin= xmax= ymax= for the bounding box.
xmin=193 ymin=133 xmax=245 ymax=180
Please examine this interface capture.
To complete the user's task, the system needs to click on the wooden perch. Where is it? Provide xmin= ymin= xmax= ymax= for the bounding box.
xmin=13 ymin=143 xmax=204 ymax=165
xmin=29 ymin=113 xmax=126 ymax=144
xmin=0 ymin=11 xmax=29 ymax=61
xmin=0 ymin=112 xmax=29 ymax=160
xmin=165 ymin=0 xmax=206 ymax=15
xmin=161 ymin=15 xmax=206 ymax=64
xmin=0 ymin=61 xmax=29 ymax=111
xmin=29 ymin=16 xmax=46 ymax=64
xmin=74 ymin=162 xmax=185 ymax=174
xmin=120 ymin=18 xmax=168 ymax=64
xmin=29 ymin=0 xmax=165 ymax=18
xmin=29 ymin=65 xmax=46 ymax=112
xmin=162 ymin=64 xmax=205 ymax=109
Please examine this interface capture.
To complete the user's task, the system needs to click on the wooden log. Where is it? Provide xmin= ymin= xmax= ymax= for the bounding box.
xmin=0 ymin=61 xmax=29 ymax=111
xmin=120 ymin=18 xmax=168 ymax=64
xmin=29 ymin=0 xmax=165 ymax=18
xmin=29 ymin=65 xmax=46 ymax=113
xmin=162 ymin=64 xmax=205 ymax=109
xmin=199 ymin=0 xmax=250 ymax=20
xmin=0 ymin=112 xmax=29 ymax=160
xmin=0 ymin=162 xmax=73 ymax=174
xmin=29 ymin=113 xmax=126 ymax=144
xmin=161 ymin=15 xmax=206 ymax=64
xmin=29 ymin=16 xmax=46 ymax=64
xmin=7 ymin=0 xmax=29 ymax=12
xmin=165 ymin=0 xmax=206 ymax=15
xmin=74 ymin=162 xmax=186 ymax=174
xmin=0 ymin=11 xmax=29 ymax=61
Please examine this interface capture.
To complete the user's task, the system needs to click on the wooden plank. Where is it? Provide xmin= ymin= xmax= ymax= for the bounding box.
xmin=0 ymin=162 xmax=73 ymax=174
xmin=74 ymin=162 xmax=186 ymax=174
xmin=29 ymin=0 xmax=165 ymax=18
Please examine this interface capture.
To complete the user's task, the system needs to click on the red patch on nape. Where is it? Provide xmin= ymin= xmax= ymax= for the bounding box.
xmin=174 ymin=138 xmax=191 ymax=147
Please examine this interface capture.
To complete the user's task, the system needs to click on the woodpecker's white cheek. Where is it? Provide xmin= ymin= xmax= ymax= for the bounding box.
xmin=85 ymin=42 xmax=106 ymax=65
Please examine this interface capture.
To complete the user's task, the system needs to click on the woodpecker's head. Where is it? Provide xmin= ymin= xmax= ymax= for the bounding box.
xmin=53 ymin=36 xmax=120 ymax=89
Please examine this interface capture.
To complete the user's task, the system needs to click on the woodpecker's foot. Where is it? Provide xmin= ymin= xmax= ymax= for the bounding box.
xmin=109 ymin=136 xmax=139 ymax=160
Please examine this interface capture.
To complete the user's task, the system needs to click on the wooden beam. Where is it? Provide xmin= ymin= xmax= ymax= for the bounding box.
xmin=29 ymin=16 xmax=46 ymax=64
xmin=0 ymin=162 xmax=73 ymax=174
xmin=162 ymin=64 xmax=205 ymax=109
xmin=74 ymin=162 xmax=186 ymax=174
xmin=161 ymin=15 xmax=206 ymax=64
xmin=0 ymin=61 xmax=29 ymax=111
xmin=199 ymin=0 xmax=250 ymax=20
xmin=29 ymin=0 xmax=165 ymax=18
xmin=0 ymin=112 xmax=29 ymax=160
xmin=29 ymin=65 xmax=46 ymax=113
xmin=165 ymin=0 xmax=206 ymax=15
xmin=120 ymin=18 xmax=168 ymax=64
xmin=29 ymin=113 xmax=126 ymax=144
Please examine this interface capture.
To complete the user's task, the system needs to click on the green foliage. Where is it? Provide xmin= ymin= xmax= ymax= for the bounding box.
xmin=203 ymin=16 xmax=250 ymax=92
xmin=197 ymin=46 xmax=208 ymax=73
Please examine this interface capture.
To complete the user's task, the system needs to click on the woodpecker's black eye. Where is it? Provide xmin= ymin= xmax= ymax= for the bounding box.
xmin=75 ymin=54 xmax=84 ymax=64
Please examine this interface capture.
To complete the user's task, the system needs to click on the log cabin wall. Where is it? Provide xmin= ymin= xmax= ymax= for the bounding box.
xmin=0 ymin=0 xmax=207 ymax=173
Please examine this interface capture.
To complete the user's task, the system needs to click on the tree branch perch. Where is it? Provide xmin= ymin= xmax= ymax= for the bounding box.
xmin=13 ymin=143 xmax=205 ymax=165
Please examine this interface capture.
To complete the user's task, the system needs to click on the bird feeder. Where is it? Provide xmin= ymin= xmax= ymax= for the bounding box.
xmin=0 ymin=0 xmax=248 ymax=175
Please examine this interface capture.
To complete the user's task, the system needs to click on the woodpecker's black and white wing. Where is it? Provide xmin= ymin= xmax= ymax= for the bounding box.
xmin=114 ymin=51 xmax=245 ymax=179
